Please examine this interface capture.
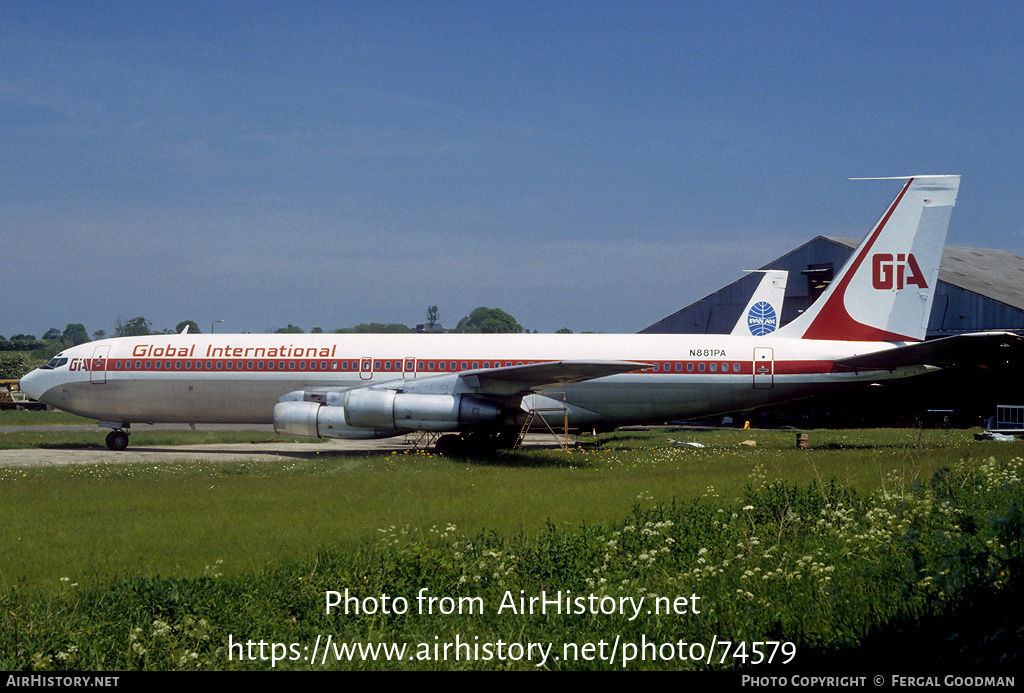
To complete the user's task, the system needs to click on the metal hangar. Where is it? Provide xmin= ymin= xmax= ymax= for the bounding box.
xmin=641 ymin=236 xmax=1024 ymax=337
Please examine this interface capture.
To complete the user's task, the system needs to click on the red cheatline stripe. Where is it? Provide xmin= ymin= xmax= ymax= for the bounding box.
xmin=77 ymin=357 xmax=851 ymax=377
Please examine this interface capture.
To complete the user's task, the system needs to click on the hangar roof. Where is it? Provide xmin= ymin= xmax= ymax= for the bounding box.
xmin=827 ymin=237 xmax=1024 ymax=311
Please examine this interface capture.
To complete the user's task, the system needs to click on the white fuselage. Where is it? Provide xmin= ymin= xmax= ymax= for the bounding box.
xmin=20 ymin=332 xmax=919 ymax=429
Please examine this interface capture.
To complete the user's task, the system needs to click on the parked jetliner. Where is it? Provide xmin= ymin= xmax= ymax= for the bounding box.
xmin=21 ymin=175 xmax=1018 ymax=452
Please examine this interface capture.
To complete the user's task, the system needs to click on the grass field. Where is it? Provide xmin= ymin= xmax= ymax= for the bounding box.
xmin=1 ymin=425 xmax=1022 ymax=670
xmin=0 ymin=426 xmax=971 ymax=586
xmin=0 ymin=409 xmax=95 ymax=427
xmin=0 ymin=409 xmax=300 ymax=449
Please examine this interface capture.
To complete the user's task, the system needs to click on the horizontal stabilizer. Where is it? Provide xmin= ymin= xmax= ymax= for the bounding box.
xmin=834 ymin=332 xmax=1024 ymax=371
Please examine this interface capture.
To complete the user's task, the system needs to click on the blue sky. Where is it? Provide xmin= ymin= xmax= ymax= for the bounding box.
xmin=3 ymin=1 xmax=1023 ymax=337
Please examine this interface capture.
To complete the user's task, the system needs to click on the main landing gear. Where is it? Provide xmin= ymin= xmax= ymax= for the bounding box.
xmin=433 ymin=429 xmax=518 ymax=456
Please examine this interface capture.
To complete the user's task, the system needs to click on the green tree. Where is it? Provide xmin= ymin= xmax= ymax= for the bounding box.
xmin=42 ymin=328 xmax=62 ymax=341
xmin=8 ymin=334 xmax=41 ymax=350
xmin=274 ymin=324 xmax=304 ymax=334
xmin=455 ymin=307 xmax=524 ymax=333
xmin=62 ymin=323 xmax=89 ymax=345
xmin=175 ymin=320 xmax=201 ymax=334
xmin=426 ymin=305 xmax=439 ymax=330
xmin=0 ymin=353 xmax=32 ymax=379
xmin=115 ymin=317 xmax=152 ymax=337
xmin=337 ymin=323 xmax=414 ymax=334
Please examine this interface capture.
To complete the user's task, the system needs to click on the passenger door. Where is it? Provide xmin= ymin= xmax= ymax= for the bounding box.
xmin=753 ymin=347 xmax=774 ymax=389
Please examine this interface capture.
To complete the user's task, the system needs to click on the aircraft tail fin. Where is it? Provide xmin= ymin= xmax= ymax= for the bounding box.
xmin=730 ymin=270 xmax=788 ymax=336
xmin=775 ymin=175 xmax=959 ymax=342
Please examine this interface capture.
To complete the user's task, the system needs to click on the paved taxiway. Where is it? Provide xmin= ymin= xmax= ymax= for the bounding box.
xmin=0 ymin=426 xmax=568 ymax=468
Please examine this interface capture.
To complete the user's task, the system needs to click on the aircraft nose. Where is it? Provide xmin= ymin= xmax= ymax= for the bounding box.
xmin=19 ymin=368 xmax=46 ymax=401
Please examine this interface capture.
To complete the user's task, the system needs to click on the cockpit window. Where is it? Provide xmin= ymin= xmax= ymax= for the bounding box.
xmin=42 ymin=357 xmax=69 ymax=370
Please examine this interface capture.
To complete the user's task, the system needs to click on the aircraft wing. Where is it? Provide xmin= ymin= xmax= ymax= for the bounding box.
xmin=443 ymin=360 xmax=648 ymax=397
xmin=834 ymin=331 xmax=1024 ymax=372
xmin=294 ymin=360 xmax=647 ymax=406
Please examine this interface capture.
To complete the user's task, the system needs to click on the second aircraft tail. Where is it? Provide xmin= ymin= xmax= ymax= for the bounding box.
xmin=731 ymin=270 xmax=788 ymax=336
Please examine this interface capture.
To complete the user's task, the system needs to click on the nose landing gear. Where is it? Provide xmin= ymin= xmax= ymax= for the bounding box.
xmin=105 ymin=429 xmax=130 ymax=451
xmin=100 ymin=422 xmax=131 ymax=451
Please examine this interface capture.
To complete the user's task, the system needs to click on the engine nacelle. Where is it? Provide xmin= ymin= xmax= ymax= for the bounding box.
xmin=344 ymin=390 xmax=502 ymax=431
xmin=272 ymin=400 xmax=401 ymax=439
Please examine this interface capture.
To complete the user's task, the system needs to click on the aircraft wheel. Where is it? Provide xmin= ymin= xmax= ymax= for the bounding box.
xmin=106 ymin=430 xmax=130 ymax=451
xmin=433 ymin=434 xmax=465 ymax=456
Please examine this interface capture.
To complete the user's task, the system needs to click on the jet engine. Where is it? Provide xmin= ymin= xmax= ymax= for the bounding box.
xmin=343 ymin=389 xmax=502 ymax=430
xmin=272 ymin=389 xmax=502 ymax=439
xmin=273 ymin=400 xmax=400 ymax=439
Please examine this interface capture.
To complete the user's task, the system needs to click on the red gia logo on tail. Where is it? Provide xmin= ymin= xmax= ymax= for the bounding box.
xmin=872 ymin=253 xmax=928 ymax=290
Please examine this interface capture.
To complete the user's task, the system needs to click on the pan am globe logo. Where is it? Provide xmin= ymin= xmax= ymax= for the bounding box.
xmin=747 ymin=301 xmax=778 ymax=336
